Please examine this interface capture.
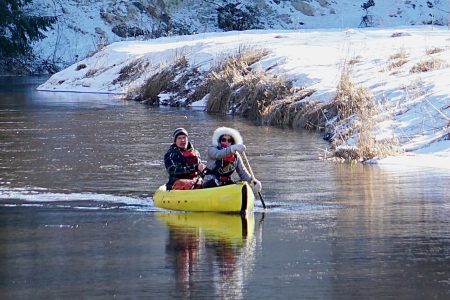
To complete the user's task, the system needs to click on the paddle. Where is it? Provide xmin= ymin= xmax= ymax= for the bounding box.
xmin=241 ymin=152 xmax=267 ymax=209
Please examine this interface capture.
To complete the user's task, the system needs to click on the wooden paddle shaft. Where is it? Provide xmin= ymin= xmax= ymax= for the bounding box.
xmin=241 ymin=152 xmax=267 ymax=209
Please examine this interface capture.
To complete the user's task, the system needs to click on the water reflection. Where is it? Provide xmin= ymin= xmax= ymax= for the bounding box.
xmin=2 ymin=76 xmax=450 ymax=299
xmin=327 ymin=164 xmax=450 ymax=299
xmin=332 ymin=163 xmax=450 ymax=237
xmin=158 ymin=212 xmax=257 ymax=299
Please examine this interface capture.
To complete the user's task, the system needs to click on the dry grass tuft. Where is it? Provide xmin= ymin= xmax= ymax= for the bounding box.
xmin=390 ymin=49 xmax=407 ymax=61
xmin=224 ymin=45 xmax=270 ymax=70
xmin=333 ymin=73 xmax=374 ymax=120
xmin=206 ymin=46 xmax=327 ymax=130
xmin=128 ymin=56 xmax=188 ymax=105
xmin=425 ymin=47 xmax=445 ymax=55
xmin=388 ymin=49 xmax=408 ymax=70
xmin=261 ymin=89 xmax=318 ymax=128
xmin=206 ymin=72 xmax=232 ymax=113
xmin=348 ymin=56 xmax=362 ymax=65
xmin=391 ymin=32 xmax=411 ymax=38
xmin=333 ymin=138 xmax=402 ymax=162
xmin=410 ymin=57 xmax=446 ymax=73
xmin=126 ymin=54 xmax=208 ymax=106
xmin=85 ymin=68 xmax=99 ymax=78
xmin=388 ymin=59 xmax=408 ymax=70
xmin=236 ymin=73 xmax=292 ymax=120
xmin=295 ymin=99 xmax=339 ymax=130
xmin=113 ymin=59 xmax=148 ymax=85
xmin=206 ymin=46 xmax=272 ymax=116
xmin=326 ymin=72 xmax=401 ymax=161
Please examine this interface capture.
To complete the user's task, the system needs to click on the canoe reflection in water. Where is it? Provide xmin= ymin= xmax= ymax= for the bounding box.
xmin=157 ymin=212 xmax=259 ymax=299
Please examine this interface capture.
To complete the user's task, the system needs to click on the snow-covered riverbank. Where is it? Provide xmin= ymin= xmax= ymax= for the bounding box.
xmin=38 ymin=27 xmax=450 ymax=170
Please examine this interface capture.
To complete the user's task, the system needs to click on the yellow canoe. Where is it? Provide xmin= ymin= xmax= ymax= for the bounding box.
xmin=156 ymin=212 xmax=255 ymax=244
xmin=153 ymin=182 xmax=254 ymax=213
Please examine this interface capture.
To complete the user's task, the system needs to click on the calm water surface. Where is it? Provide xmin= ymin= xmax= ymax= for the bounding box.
xmin=0 ymin=77 xmax=449 ymax=299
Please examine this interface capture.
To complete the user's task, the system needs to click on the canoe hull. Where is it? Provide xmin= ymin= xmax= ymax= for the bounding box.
xmin=153 ymin=182 xmax=254 ymax=212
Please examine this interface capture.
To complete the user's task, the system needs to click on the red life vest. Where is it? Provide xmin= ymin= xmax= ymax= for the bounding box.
xmin=223 ymin=153 xmax=235 ymax=162
xmin=211 ymin=149 xmax=237 ymax=182
xmin=180 ymin=149 xmax=199 ymax=178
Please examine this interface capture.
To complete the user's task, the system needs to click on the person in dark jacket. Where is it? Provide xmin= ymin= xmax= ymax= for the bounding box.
xmin=203 ymin=127 xmax=262 ymax=192
xmin=164 ymin=128 xmax=205 ymax=190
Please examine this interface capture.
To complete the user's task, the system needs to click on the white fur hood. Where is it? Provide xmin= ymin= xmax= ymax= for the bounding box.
xmin=211 ymin=127 xmax=243 ymax=147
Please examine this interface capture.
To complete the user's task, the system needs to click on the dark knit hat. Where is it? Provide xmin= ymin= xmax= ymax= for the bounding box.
xmin=173 ymin=127 xmax=188 ymax=142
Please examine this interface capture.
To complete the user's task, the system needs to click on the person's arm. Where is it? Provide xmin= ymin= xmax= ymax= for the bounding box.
xmin=207 ymin=146 xmax=233 ymax=160
xmin=195 ymin=150 xmax=205 ymax=172
xmin=235 ymin=154 xmax=252 ymax=182
xmin=207 ymin=144 xmax=246 ymax=159
xmin=235 ymin=154 xmax=262 ymax=192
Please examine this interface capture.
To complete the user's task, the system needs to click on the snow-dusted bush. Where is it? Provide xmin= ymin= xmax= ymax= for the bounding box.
xmin=359 ymin=0 xmax=375 ymax=27
xmin=216 ymin=3 xmax=261 ymax=31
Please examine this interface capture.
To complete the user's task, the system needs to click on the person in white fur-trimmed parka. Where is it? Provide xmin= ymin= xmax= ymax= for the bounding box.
xmin=203 ymin=126 xmax=262 ymax=192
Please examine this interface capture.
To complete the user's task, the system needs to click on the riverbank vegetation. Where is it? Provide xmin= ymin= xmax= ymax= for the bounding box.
xmin=125 ymin=47 xmax=406 ymax=162
xmin=38 ymin=28 xmax=449 ymax=165
xmin=324 ymin=71 xmax=402 ymax=161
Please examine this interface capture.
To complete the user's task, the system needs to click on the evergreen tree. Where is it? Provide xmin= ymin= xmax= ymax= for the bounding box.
xmin=0 ymin=0 xmax=56 ymax=58
xmin=359 ymin=0 xmax=375 ymax=27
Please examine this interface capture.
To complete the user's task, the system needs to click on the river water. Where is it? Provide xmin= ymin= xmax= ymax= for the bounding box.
xmin=0 ymin=77 xmax=449 ymax=299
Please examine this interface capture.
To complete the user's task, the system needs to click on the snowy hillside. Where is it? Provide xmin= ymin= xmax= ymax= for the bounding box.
xmin=33 ymin=0 xmax=449 ymax=168
xmin=30 ymin=0 xmax=450 ymax=70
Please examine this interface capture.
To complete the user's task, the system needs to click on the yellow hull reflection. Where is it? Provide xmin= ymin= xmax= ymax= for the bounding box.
xmin=156 ymin=212 xmax=255 ymax=244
